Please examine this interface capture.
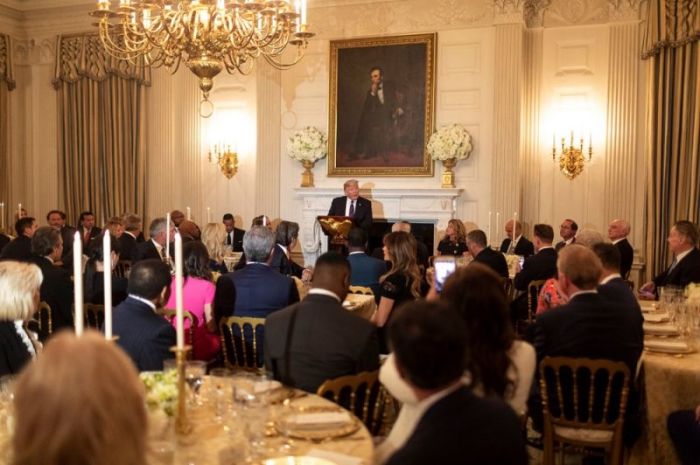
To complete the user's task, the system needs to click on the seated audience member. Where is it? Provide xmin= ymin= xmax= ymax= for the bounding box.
xmin=29 ymin=227 xmax=74 ymax=331
xmin=12 ymin=331 xmax=147 ymax=465
xmin=0 ymin=217 xmax=38 ymax=262
xmin=170 ymin=209 xmax=185 ymax=229
xmin=214 ymin=226 xmax=299 ymax=322
xmin=223 ymin=213 xmax=245 ymax=252
xmin=0 ymin=231 xmax=9 ymax=253
xmin=371 ymin=231 xmax=422 ymax=353
xmin=165 ymin=241 xmax=220 ymax=361
xmin=529 ymin=245 xmax=644 ymax=441
xmin=46 ymin=209 xmax=76 ymax=267
xmin=265 ymin=252 xmax=380 ymax=393
xmin=466 ymin=229 xmax=508 ymax=278
xmin=668 ymin=405 xmax=700 ymax=465
xmin=555 ymin=218 xmax=578 ymax=251
xmin=436 ymin=219 xmax=468 ymax=257
xmin=347 ymin=227 xmax=387 ymax=295
xmin=201 ymin=222 xmax=230 ymax=274
xmin=232 ymin=215 xmax=274 ymax=270
xmin=178 ymin=219 xmax=201 ymax=242
xmin=380 ymin=300 xmax=528 ymax=465
xmin=640 ymin=220 xmax=700 ymax=297
xmin=500 ymin=219 xmax=535 ymax=257
xmin=0 ymin=261 xmax=42 ymax=376
xmin=112 ymin=259 xmax=176 ymax=371
xmin=118 ymin=214 xmax=141 ymax=261
xmin=131 ymin=217 xmax=174 ymax=263
xmin=104 ymin=216 xmax=124 ymax=239
xmin=594 ymin=242 xmax=642 ymax=316
xmin=512 ymin=224 xmax=558 ymax=320
xmin=391 ymin=221 xmax=430 ymax=272
xmin=270 ymin=220 xmax=305 ymax=278
xmin=84 ymin=234 xmax=128 ymax=306
xmin=608 ymin=218 xmax=634 ymax=279
xmin=77 ymin=210 xmax=101 ymax=248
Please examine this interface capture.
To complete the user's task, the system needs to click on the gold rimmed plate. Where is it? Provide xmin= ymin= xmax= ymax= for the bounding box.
xmin=275 ymin=405 xmax=360 ymax=441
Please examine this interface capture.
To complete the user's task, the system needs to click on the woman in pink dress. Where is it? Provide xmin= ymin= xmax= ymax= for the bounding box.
xmin=165 ymin=241 xmax=220 ymax=361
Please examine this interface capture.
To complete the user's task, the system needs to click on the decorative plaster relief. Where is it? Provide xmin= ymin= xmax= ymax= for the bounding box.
xmin=607 ymin=0 xmax=644 ymax=22
xmin=544 ymin=0 xmax=608 ymax=27
xmin=440 ymin=89 xmax=481 ymax=111
xmin=441 ymin=43 xmax=481 ymax=74
xmin=555 ymin=40 xmax=595 ymax=75
xmin=12 ymin=37 xmax=54 ymax=66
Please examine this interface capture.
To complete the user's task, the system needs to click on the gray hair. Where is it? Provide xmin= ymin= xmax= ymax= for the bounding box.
xmin=123 ymin=214 xmax=141 ymax=232
xmin=466 ymin=229 xmax=487 ymax=248
xmin=343 ymin=179 xmax=359 ymax=190
xmin=392 ymin=221 xmax=411 ymax=233
xmin=575 ymin=229 xmax=605 ymax=248
xmin=0 ymin=261 xmax=43 ymax=321
xmin=243 ymin=226 xmax=275 ymax=262
xmin=148 ymin=217 xmax=167 ymax=239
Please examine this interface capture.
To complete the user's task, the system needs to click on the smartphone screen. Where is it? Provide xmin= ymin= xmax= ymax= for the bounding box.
xmin=434 ymin=257 xmax=457 ymax=292
xmin=518 ymin=256 xmax=525 ymax=269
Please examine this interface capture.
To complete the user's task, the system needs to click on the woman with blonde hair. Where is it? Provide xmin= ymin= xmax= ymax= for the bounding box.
xmin=0 ymin=261 xmax=42 ymax=376
xmin=12 ymin=330 xmax=147 ymax=465
xmin=436 ymin=219 xmax=468 ymax=256
xmin=371 ymin=231 xmax=422 ymax=353
xmin=201 ymin=222 xmax=229 ymax=274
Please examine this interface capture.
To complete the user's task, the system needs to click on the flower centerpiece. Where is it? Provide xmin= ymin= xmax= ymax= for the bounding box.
xmin=287 ymin=126 xmax=328 ymax=187
xmin=140 ymin=369 xmax=178 ymax=417
xmin=427 ymin=123 xmax=473 ymax=188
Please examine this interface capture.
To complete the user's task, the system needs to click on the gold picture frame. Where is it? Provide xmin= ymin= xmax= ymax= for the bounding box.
xmin=328 ymin=33 xmax=437 ymax=177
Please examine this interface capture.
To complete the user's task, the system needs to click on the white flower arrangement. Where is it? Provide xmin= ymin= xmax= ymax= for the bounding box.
xmin=140 ymin=370 xmax=178 ymax=417
xmin=427 ymin=123 xmax=473 ymax=161
xmin=287 ymin=126 xmax=328 ymax=163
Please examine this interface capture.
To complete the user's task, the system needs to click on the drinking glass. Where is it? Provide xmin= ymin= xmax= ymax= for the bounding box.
xmin=209 ymin=367 xmax=233 ymax=422
xmin=184 ymin=360 xmax=206 ymax=406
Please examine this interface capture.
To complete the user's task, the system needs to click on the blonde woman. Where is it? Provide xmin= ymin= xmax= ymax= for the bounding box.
xmin=437 ymin=219 xmax=468 ymax=256
xmin=371 ymin=232 xmax=422 ymax=353
xmin=201 ymin=222 xmax=229 ymax=274
xmin=12 ymin=330 xmax=147 ymax=465
xmin=0 ymin=261 xmax=42 ymax=377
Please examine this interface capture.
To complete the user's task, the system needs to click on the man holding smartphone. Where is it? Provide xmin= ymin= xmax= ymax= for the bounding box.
xmin=466 ymin=229 xmax=509 ymax=278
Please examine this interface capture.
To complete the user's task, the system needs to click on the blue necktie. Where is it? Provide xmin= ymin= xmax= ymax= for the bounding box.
xmin=349 ymin=201 xmax=355 ymax=217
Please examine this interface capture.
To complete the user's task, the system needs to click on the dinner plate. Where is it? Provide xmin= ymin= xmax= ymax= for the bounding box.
xmin=644 ymin=339 xmax=695 ymax=354
xmin=643 ymin=322 xmax=679 ymax=336
xmin=276 ymin=406 xmax=360 ymax=441
xmin=342 ymin=300 xmax=357 ymax=309
xmin=642 ymin=313 xmax=670 ymax=323
xmin=263 ymin=457 xmax=338 ymax=465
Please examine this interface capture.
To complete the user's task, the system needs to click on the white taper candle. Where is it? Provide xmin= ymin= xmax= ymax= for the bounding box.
xmin=103 ymin=233 xmax=113 ymax=339
xmin=73 ymin=232 xmax=84 ymax=336
xmin=175 ymin=232 xmax=184 ymax=350
xmin=165 ymin=212 xmax=171 ymax=260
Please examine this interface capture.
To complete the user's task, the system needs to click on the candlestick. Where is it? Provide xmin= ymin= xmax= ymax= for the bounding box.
xmin=166 ymin=212 xmax=171 ymax=260
xmin=206 ymin=207 xmax=211 ymax=224
xmin=512 ymin=212 xmax=518 ymax=242
xmin=174 ymin=232 xmax=184 ymax=350
xmin=0 ymin=202 xmax=4 ymax=231
xmin=18 ymin=203 xmax=22 ymax=219
xmin=496 ymin=212 xmax=500 ymax=246
xmin=301 ymin=0 xmax=307 ymax=25
xmin=103 ymin=233 xmax=113 ymax=339
xmin=186 ymin=207 xmax=191 ymax=221
xmin=488 ymin=211 xmax=492 ymax=248
xmin=74 ymin=232 xmax=84 ymax=336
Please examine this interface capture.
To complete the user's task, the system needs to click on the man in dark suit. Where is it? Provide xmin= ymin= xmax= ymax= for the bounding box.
xmin=76 ymin=211 xmax=102 ymax=248
xmin=640 ymin=220 xmax=700 ymax=297
xmin=608 ymin=218 xmax=634 ymax=278
xmin=29 ymin=227 xmax=74 ymax=333
xmin=131 ymin=217 xmax=173 ymax=263
xmin=328 ymin=179 xmax=373 ymax=232
xmin=119 ymin=214 xmax=141 ymax=262
xmin=47 ymin=210 xmax=76 ymax=268
xmin=529 ymin=246 xmax=644 ymax=438
xmin=0 ymin=232 xmax=10 ymax=253
xmin=499 ymin=219 xmax=535 ymax=257
xmin=214 ymin=226 xmax=299 ymax=321
xmin=383 ymin=300 xmax=527 ymax=465
xmin=269 ymin=221 xmax=306 ymax=278
xmin=594 ymin=242 xmax=643 ymax=320
xmin=347 ymin=227 xmax=386 ymax=295
xmin=265 ymin=252 xmax=380 ymax=393
xmin=112 ymin=259 xmax=176 ymax=371
xmin=0 ymin=217 xmax=37 ymax=262
xmin=222 ymin=213 xmax=245 ymax=252
xmin=512 ymin=224 xmax=558 ymax=320
xmin=466 ymin=229 xmax=508 ymax=278
xmin=555 ymin=218 xmax=578 ymax=251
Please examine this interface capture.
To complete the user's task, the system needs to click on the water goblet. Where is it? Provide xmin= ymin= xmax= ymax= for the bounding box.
xmin=209 ymin=367 xmax=233 ymax=422
xmin=184 ymin=360 xmax=206 ymax=406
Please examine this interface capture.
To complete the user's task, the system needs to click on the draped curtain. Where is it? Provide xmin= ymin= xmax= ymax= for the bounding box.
xmin=642 ymin=0 xmax=700 ymax=278
xmin=0 ymin=33 xmax=15 ymax=235
xmin=53 ymin=34 xmax=150 ymax=227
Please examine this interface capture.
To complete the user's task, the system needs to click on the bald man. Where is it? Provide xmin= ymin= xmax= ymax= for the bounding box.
xmin=608 ymin=219 xmax=633 ymax=279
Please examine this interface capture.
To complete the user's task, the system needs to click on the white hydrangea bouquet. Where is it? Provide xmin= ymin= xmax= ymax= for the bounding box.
xmin=288 ymin=126 xmax=328 ymax=187
xmin=140 ymin=369 xmax=178 ymax=417
xmin=427 ymin=123 xmax=472 ymax=161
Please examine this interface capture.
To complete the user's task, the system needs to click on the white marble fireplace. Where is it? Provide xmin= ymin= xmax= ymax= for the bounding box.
xmin=294 ymin=187 xmax=464 ymax=265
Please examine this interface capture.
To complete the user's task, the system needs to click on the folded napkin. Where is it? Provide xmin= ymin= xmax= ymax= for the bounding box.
xmin=287 ymin=411 xmax=352 ymax=429
xmin=643 ymin=313 xmax=670 ymax=323
xmin=643 ymin=322 xmax=679 ymax=336
xmin=307 ymin=448 xmax=363 ymax=465
xmin=644 ymin=338 xmax=690 ymax=353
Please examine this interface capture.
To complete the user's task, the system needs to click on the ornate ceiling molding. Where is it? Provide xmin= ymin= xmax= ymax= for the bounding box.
xmin=608 ymin=0 xmax=644 ymax=22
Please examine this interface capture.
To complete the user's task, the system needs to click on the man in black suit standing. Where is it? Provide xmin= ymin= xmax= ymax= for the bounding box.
xmin=382 ymin=300 xmax=527 ymax=465
xmin=112 ymin=259 xmax=176 ymax=371
xmin=47 ymin=210 xmax=76 ymax=267
xmin=499 ymin=219 xmax=535 ymax=257
xmin=608 ymin=219 xmax=634 ymax=278
xmin=328 ymin=179 xmax=373 ymax=232
xmin=466 ymin=229 xmax=508 ymax=278
xmin=512 ymin=224 xmax=558 ymax=320
xmin=0 ymin=217 xmax=37 ymax=262
xmin=131 ymin=217 xmax=173 ymax=264
xmin=222 ymin=213 xmax=245 ymax=252
xmin=555 ymin=218 xmax=578 ymax=252
xmin=347 ymin=227 xmax=386 ymax=295
xmin=119 ymin=214 xmax=142 ymax=262
xmin=265 ymin=252 xmax=380 ymax=393
xmin=77 ymin=211 xmax=102 ymax=248
xmin=640 ymin=220 xmax=700 ymax=297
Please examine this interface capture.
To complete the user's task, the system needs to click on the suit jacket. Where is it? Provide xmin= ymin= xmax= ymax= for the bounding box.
xmin=0 ymin=321 xmax=34 ymax=377
xmin=112 ymin=297 xmax=176 ymax=371
xmin=347 ymin=252 xmax=387 ymax=295
xmin=597 ymin=277 xmax=644 ymax=349
xmin=264 ymin=293 xmax=380 ymax=393
xmin=0 ymin=234 xmax=10 ymax=254
xmin=513 ymin=247 xmax=558 ymax=291
xmin=131 ymin=239 xmax=164 ymax=263
xmin=615 ymin=238 xmax=634 ymax=279
xmin=29 ymin=255 xmax=74 ymax=331
xmin=499 ymin=236 xmax=535 ymax=257
xmin=225 ymin=227 xmax=245 ymax=252
xmin=473 ymin=247 xmax=509 ymax=278
xmin=59 ymin=226 xmax=77 ymax=268
xmin=78 ymin=226 xmax=102 ymax=247
xmin=653 ymin=248 xmax=700 ymax=290
xmin=0 ymin=235 xmax=32 ymax=262
xmin=555 ymin=237 xmax=576 ymax=252
xmin=214 ymin=263 xmax=299 ymax=320
xmin=385 ymin=386 xmax=528 ymax=465
xmin=328 ymin=196 xmax=373 ymax=232
xmin=118 ymin=232 xmax=138 ymax=263
xmin=269 ymin=244 xmax=305 ymax=278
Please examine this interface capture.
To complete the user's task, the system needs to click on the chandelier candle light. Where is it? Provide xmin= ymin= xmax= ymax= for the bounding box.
xmin=287 ymin=126 xmax=328 ymax=187
xmin=92 ymin=0 xmax=314 ymax=117
xmin=427 ymin=123 xmax=473 ymax=188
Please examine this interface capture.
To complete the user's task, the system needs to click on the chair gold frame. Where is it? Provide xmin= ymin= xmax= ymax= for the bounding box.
xmin=159 ymin=308 xmax=198 ymax=358
xmin=219 ymin=316 xmax=266 ymax=373
xmin=35 ymin=301 xmax=53 ymax=336
xmin=539 ymin=356 xmax=631 ymax=465
xmin=84 ymin=303 xmax=105 ymax=329
xmin=115 ymin=260 xmax=131 ymax=278
xmin=527 ymin=279 xmax=548 ymax=323
xmin=348 ymin=285 xmax=374 ymax=296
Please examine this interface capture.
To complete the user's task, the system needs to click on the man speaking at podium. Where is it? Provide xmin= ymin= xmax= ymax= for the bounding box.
xmin=328 ymin=179 xmax=373 ymax=232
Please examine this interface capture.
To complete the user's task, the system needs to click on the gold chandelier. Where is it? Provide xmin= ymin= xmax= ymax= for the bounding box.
xmin=209 ymin=143 xmax=238 ymax=178
xmin=91 ymin=0 xmax=314 ymax=117
xmin=553 ymin=132 xmax=593 ymax=180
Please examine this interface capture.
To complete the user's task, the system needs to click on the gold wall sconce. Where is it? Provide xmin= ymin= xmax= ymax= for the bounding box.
xmin=209 ymin=144 xmax=238 ymax=179
xmin=553 ymin=132 xmax=593 ymax=180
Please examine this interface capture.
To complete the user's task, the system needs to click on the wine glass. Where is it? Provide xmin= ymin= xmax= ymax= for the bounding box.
xmin=209 ymin=367 xmax=233 ymax=422
xmin=184 ymin=360 xmax=206 ymax=406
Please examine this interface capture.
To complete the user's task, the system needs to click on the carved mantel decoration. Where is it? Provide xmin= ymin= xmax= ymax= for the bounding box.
xmin=0 ymin=34 xmax=15 ymax=91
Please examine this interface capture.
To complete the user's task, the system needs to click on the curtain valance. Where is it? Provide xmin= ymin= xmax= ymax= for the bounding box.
xmin=642 ymin=0 xmax=700 ymax=58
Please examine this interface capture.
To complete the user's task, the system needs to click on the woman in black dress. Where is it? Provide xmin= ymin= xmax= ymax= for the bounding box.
xmin=436 ymin=219 xmax=468 ymax=256
xmin=371 ymin=232 xmax=422 ymax=353
xmin=0 ymin=261 xmax=43 ymax=377
xmin=84 ymin=233 xmax=128 ymax=306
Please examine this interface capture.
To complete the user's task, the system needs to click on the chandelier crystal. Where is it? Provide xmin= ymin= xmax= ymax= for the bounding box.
xmin=91 ymin=0 xmax=314 ymax=117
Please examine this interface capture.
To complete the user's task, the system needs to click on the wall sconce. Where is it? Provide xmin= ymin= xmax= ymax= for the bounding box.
xmin=552 ymin=132 xmax=593 ymax=180
xmin=209 ymin=144 xmax=238 ymax=179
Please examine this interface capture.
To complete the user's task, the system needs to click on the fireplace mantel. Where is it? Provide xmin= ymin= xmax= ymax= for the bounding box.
xmin=294 ymin=187 xmax=464 ymax=264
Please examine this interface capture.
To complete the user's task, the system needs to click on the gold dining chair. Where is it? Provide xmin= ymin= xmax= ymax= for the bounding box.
xmin=219 ymin=316 xmax=266 ymax=373
xmin=159 ymin=308 xmax=198 ymax=358
xmin=348 ymin=285 xmax=374 ymax=296
xmin=84 ymin=303 xmax=105 ymax=330
xmin=34 ymin=301 xmax=53 ymax=338
xmin=114 ymin=260 xmax=131 ymax=279
xmin=539 ymin=356 xmax=631 ymax=465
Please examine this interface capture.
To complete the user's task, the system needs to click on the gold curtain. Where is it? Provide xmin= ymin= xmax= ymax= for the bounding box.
xmin=53 ymin=34 xmax=150 ymax=227
xmin=642 ymin=0 xmax=700 ymax=278
xmin=0 ymin=33 xmax=15 ymax=235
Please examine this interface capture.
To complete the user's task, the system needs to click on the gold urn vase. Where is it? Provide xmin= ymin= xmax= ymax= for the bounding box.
xmin=300 ymin=160 xmax=316 ymax=187
xmin=441 ymin=158 xmax=457 ymax=188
